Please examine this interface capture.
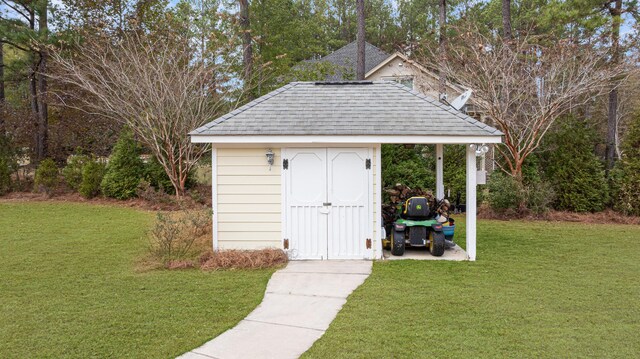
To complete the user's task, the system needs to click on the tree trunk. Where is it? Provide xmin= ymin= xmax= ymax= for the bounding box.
xmin=356 ymin=0 xmax=365 ymax=80
xmin=438 ymin=0 xmax=447 ymax=98
xmin=35 ymin=1 xmax=49 ymax=161
xmin=502 ymin=0 xmax=512 ymax=41
xmin=0 ymin=42 xmax=5 ymax=135
xmin=239 ymin=0 xmax=253 ymax=98
xmin=605 ymin=0 xmax=622 ymax=174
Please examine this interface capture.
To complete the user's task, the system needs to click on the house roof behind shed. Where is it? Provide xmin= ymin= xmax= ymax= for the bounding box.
xmin=190 ymin=81 xmax=503 ymax=137
xmin=304 ymin=41 xmax=391 ymax=81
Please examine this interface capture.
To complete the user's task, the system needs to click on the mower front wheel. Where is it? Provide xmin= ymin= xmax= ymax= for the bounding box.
xmin=429 ymin=231 xmax=445 ymax=257
xmin=391 ymin=230 xmax=405 ymax=256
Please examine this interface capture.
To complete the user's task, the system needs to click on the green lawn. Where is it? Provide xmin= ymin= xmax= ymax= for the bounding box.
xmin=305 ymin=219 xmax=640 ymax=358
xmin=0 ymin=202 xmax=275 ymax=358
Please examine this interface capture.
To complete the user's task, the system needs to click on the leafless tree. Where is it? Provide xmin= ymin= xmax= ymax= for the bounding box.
xmin=49 ymin=31 xmax=240 ymax=197
xmin=438 ymin=28 xmax=629 ymax=180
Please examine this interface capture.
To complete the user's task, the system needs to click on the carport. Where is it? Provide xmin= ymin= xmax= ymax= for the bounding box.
xmin=190 ymin=81 xmax=503 ymax=261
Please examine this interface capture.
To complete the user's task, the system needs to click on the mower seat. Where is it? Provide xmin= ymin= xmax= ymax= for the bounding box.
xmin=400 ymin=197 xmax=430 ymax=220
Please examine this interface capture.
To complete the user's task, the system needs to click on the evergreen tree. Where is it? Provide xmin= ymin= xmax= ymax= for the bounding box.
xmin=612 ymin=113 xmax=640 ymax=215
xmin=542 ymin=116 xmax=608 ymax=212
xmin=101 ymin=129 xmax=145 ymax=200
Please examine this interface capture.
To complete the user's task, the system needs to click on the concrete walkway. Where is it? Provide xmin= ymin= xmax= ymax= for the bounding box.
xmin=178 ymin=260 xmax=372 ymax=359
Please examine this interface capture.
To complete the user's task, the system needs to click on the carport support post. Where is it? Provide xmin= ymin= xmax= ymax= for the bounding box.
xmin=465 ymin=144 xmax=477 ymax=261
xmin=436 ymin=144 xmax=444 ymax=199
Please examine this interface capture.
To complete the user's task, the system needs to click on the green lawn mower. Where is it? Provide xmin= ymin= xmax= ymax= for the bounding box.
xmin=383 ymin=197 xmax=456 ymax=256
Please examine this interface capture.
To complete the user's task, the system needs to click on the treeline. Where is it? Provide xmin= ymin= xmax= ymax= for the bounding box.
xmin=0 ymin=0 xmax=639 ymax=213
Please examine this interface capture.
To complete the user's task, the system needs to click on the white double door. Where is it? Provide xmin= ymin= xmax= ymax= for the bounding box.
xmin=284 ymin=148 xmax=371 ymax=260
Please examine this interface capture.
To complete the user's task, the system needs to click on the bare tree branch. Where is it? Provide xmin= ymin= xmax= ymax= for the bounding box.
xmin=426 ymin=26 xmax=630 ymax=179
xmin=49 ymin=31 xmax=242 ymax=196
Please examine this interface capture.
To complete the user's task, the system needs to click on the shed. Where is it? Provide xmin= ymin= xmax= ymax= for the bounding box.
xmin=190 ymin=81 xmax=502 ymax=261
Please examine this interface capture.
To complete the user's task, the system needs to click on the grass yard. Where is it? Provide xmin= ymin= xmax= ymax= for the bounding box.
xmin=0 ymin=202 xmax=275 ymax=358
xmin=305 ymin=219 xmax=640 ymax=358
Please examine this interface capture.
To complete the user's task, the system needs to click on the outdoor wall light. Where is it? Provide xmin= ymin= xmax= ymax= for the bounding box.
xmin=475 ymin=144 xmax=489 ymax=156
xmin=266 ymin=149 xmax=275 ymax=170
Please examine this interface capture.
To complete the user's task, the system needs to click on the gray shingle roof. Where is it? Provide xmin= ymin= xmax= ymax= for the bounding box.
xmin=305 ymin=41 xmax=391 ymax=81
xmin=190 ymin=81 xmax=503 ymax=137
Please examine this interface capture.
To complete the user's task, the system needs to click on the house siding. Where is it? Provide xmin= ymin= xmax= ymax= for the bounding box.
xmin=216 ymin=148 xmax=282 ymax=249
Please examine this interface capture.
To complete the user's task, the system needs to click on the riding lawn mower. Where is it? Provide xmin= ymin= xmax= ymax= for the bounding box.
xmin=382 ymin=196 xmax=456 ymax=256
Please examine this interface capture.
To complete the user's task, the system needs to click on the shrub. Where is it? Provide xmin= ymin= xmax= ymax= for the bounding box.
xmin=541 ymin=116 xmax=608 ymax=212
xmin=144 ymin=156 xmax=196 ymax=195
xmin=0 ymin=157 xmax=11 ymax=196
xmin=0 ymin=136 xmax=17 ymax=195
xmin=487 ymin=171 xmax=554 ymax=216
xmin=381 ymin=144 xmax=434 ymax=191
xmin=136 ymin=180 xmax=175 ymax=205
xmin=612 ymin=113 xmax=640 ymax=215
xmin=487 ymin=172 xmax=525 ymax=215
xmin=34 ymin=159 xmax=59 ymax=195
xmin=148 ymin=208 xmax=212 ymax=264
xmin=79 ymin=160 xmax=106 ymax=199
xmin=525 ymin=179 xmax=555 ymax=215
xmin=101 ymin=129 xmax=145 ymax=199
xmin=62 ymin=153 xmax=90 ymax=191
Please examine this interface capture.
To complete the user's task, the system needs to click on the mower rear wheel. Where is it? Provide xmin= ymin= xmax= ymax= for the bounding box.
xmin=429 ymin=231 xmax=445 ymax=257
xmin=391 ymin=230 xmax=405 ymax=256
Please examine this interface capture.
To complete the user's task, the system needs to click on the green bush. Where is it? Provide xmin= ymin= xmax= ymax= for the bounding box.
xmin=0 ymin=136 xmax=17 ymax=195
xmin=487 ymin=171 xmax=525 ymax=214
xmin=612 ymin=113 xmax=640 ymax=216
xmin=541 ymin=116 xmax=608 ymax=212
xmin=525 ymin=179 xmax=555 ymax=215
xmin=382 ymin=144 xmax=434 ymax=191
xmin=62 ymin=153 xmax=90 ymax=191
xmin=79 ymin=160 xmax=106 ymax=199
xmin=488 ymin=171 xmax=554 ymax=216
xmin=0 ymin=157 xmax=11 ymax=196
xmin=101 ymin=129 xmax=145 ymax=200
xmin=34 ymin=159 xmax=59 ymax=195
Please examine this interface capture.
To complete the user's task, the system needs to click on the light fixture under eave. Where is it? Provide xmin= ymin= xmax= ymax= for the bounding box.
xmin=475 ymin=144 xmax=489 ymax=156
xmin=266 ymin=149 xmax=275 ymax=170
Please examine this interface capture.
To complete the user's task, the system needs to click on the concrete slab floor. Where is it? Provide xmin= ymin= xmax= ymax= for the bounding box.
xmin=177 ymin=260 xmax=372 ymax=359
xmin=383 ymin=244 xmax=468 ymax=261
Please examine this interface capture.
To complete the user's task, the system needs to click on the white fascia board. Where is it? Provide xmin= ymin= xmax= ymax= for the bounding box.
xmin=190 ymin=135 xmax=502 ymax=145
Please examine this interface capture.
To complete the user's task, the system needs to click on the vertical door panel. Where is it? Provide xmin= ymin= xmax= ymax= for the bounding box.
xmin=327 ymin=148 xmax=369 ymax=259
xmin=285 ymin=149 xmax=327 ymax=259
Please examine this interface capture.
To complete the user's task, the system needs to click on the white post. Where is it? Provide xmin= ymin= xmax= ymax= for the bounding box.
xmin=466 ymin=144 xmax=477 ymax=261
xmin=436 ymin=144 xmax=444 ymax=199
xmin=211 ymin=147 xmax=219 ymax=251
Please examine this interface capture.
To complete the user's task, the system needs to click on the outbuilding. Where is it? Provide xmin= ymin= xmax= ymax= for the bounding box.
xmin=190 ymin=81 xmax=502 ymax=261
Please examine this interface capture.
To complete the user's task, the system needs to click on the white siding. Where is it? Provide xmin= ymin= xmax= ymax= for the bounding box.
xmin=216 ymin=148 xmax=282 ymax=249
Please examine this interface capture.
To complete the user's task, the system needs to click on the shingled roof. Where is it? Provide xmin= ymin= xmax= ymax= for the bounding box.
xmin=305 ymin=41 xmax=391 ymax=81
xmin=190 ymin=81 xmax=502 ymax=137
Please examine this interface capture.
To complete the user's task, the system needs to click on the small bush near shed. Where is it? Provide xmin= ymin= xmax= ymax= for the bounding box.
xmin=79 ymin=160 xmax=106 ymax=198
xmin=200 ymin=249 xmax=288 ymax=270
xmin=147 ymin=207 xmax=212 ymax=265
xmin=34 ymin=159 xmax=59 ymax=195
xmin=487 ymin=172 xmax=525 ymax=215
xmin=487 ymin=172 xmax=554 ymax=216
